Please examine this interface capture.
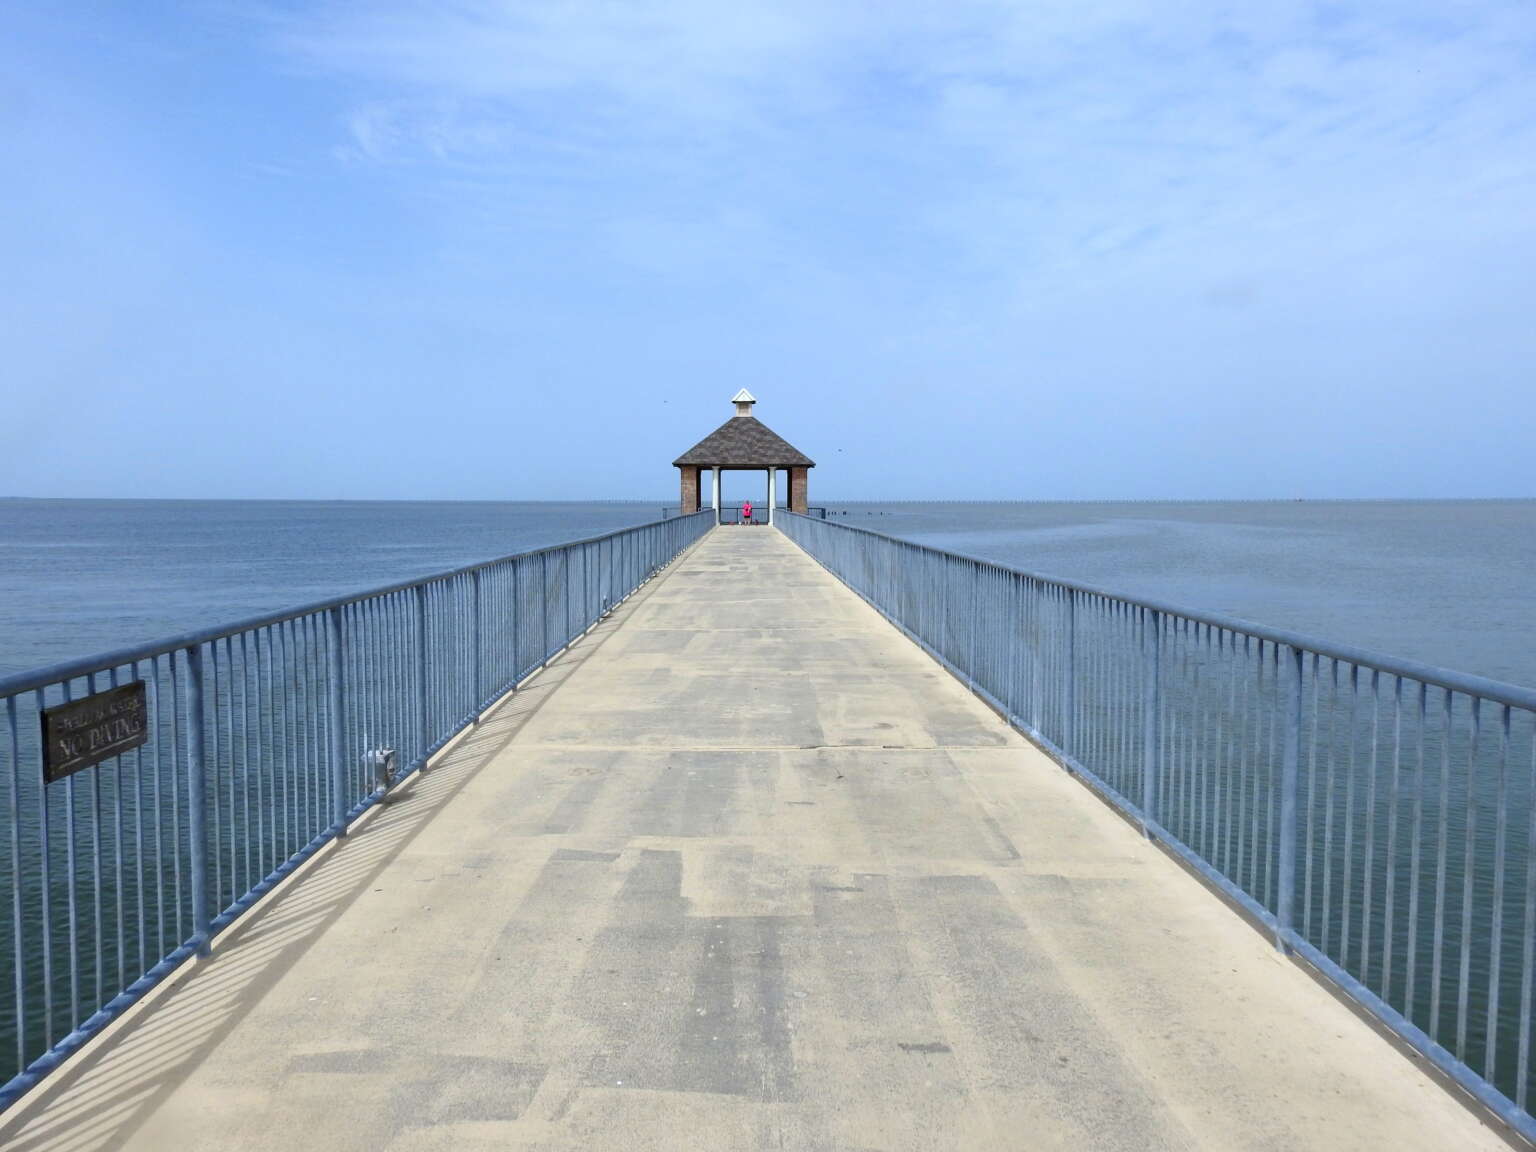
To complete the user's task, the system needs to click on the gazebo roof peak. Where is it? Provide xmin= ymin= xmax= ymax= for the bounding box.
xmin=672 ymin=393 xmax=814 ymax=469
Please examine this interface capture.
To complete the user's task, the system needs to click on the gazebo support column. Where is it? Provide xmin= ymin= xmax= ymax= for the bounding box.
xmin=679 ymin=466 xmax=700 ymax=515
xmin=789 ymin=466 xmax=808 ymax=514
xmin=766 ymin=469 xmax=774 ymax=526
xmin=712 ymin=467 xmax=722 ymax=525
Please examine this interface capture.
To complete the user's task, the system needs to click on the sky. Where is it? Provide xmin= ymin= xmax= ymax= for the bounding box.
xmin=2 ymin=2 xmax=1534 ymax=501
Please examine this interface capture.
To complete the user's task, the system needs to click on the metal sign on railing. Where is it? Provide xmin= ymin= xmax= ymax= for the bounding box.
xmin=40 ymin=681 xmax=148 ymax=783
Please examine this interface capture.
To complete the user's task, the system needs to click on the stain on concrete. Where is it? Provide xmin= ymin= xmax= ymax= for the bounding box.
xmin=542 ymin=764 xmax=612 ymax=834
xmin=411 ymin=1056 xmax=547 ymax=1125
xmin=913 ymin=872 xmax=1192 ymax=1150
xmin=551 ymin=848 xmax=621 ymax=862
xmin=287 ymin=1049 xmax=382 ymax=1074
xmin=575 ymin=850 xmax=797 ymax=1100
xmin=623 ymin=631 xmax=697 ymax=653
xmin=632 ymin=751 xmax=775 ymax=838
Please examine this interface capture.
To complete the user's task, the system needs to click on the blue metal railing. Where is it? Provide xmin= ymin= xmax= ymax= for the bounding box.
xmin=777 ymin=511 xmax=1536 ymax=1143
xmin=0 ymin=511 xmax=713 ymax=1108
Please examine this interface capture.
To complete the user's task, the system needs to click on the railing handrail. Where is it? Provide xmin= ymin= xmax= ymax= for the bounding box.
xmin=0 ymin=513 xmax=711 ymax=700
xmin=777 ymin=510 xmax=1536 ymax=713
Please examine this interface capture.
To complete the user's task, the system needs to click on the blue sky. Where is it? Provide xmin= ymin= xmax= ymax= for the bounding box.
xmin=2 ymin=2 xmax=1534 ymax=500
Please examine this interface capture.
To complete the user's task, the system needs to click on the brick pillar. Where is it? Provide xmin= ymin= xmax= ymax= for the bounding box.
xmin=789 ymin=467 xmax=808 ymax=514
xmin=679 ymin=466 xmax=700 ymax=514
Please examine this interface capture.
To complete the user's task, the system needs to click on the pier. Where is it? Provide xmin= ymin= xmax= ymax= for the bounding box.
xmin=0 ymin=528 xmax=1511 ymax=1150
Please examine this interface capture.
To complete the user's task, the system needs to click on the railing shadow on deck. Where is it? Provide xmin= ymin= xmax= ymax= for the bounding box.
xmin=0 ymin=600 xmax=636 ymax=1152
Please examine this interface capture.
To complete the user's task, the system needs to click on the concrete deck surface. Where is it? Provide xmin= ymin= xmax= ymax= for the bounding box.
xmin=0 ymin=527 xmax=1510 ymax=1151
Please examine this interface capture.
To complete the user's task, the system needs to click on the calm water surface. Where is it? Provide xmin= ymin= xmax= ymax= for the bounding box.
xmin=6 ymin=499 xmax=1533 ymax=687
xmin=0 ymin=500 xmax=666 ymax=678
xmin=823 ymin=500 xmax=1536 ymax=690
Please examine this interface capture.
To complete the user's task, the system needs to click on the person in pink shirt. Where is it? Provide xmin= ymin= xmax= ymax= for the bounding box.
xmin=742 ymin=499 xmax=754 ymax=524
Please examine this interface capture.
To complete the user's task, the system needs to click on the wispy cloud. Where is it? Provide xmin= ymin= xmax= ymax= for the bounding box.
xmin=265 ymin=0 xmax=1536 ymax=291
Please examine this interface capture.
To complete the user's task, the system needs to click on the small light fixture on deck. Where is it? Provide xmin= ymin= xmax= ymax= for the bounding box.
xmin=365 ymin=747 xmax=398 ymax=796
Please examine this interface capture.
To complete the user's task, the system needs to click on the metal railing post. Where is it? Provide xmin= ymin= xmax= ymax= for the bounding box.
xmin=1029 ymin=579 xmax=1042 ymax=732
xmin=967 ymin=559 xmax=978 ymax=689
xmin=1276 ymin=643 xmax=1303 ymax=950
xmin=563 ymin=549 xmax=572 ymax=646
xmin=1141 ymin=608 xmax=1160 ymax=835
xmin=414 ymin=585 xmax=429 ymax=763
xmin=1065 ymin=590 xmax=1077 ymax=756
xmin=541 ymin=551 xmax=550 ymax=663
xmin=471 ymin=569 xmax=483 ymax=713
xmin=327 ymin=607 xmax=349 ymax=835
xmin=184 ymin=644 xmax=211 ymax=957
xmin=513 ymin=555 xmax=525 ymax=675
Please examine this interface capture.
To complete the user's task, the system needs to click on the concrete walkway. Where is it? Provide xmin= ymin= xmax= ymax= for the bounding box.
xmin=1 ymin=528 xmax=1510 ymax=1151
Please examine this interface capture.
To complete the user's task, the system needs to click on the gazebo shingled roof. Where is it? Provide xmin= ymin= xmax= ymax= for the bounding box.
xmin=672 ymin=417 xmax=815 ymax=469
xmin=674 ymin=392 xmax=814 ymax=521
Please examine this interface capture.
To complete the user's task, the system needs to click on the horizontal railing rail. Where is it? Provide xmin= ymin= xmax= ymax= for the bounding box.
xmin=777 ymin=510 xmax=1536 ymax=1144
xmin=0 ymin=510 xmax=714 ymax=1108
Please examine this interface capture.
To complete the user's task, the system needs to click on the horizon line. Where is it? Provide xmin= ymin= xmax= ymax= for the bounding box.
xmin=4 ymin=494 xmax=1536 ymax=506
